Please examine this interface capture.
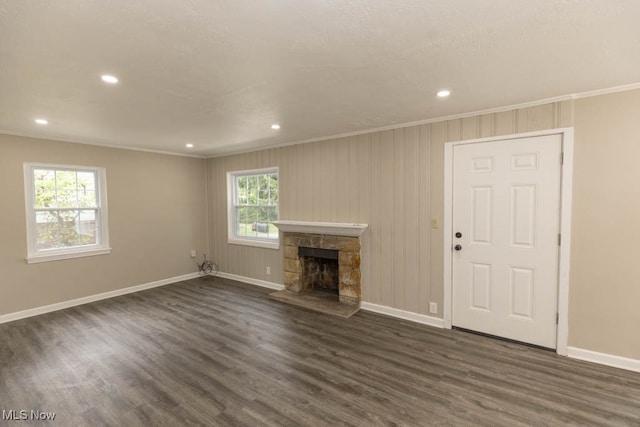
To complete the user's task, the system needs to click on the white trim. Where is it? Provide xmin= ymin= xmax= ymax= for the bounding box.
xmin=227 ymin=238 xmax=280 ymax=250
xmin=226 ymin=167 xmax=280 ymax=250
xmin=4 ymin=83 xmax=638 ymax=159
xmin=216 ymin=272 xmax=445 ymax=328
xmin=567 ymin=347 xmax=640 ymax=373
xmin=0 ymin=129 xmax=205 ymax=159
xmin=570 ymin=82 xmax=640 ymax=100
xmin=443 ymin=127 xmax=574 ymax=355
xmin=23 ymin=163 xmax=111 ymax=263
xmin=360 ymin=302 xmax=445 ymax=328
xmin=215 ymin=271 xmax=284 ymax=291
xmin=0 ymin=272 xmax=200 ymax=324
xmin=26 ymin=247 xmax=112 ymax=264
xmin=274 ymin=220 xmax=368 ymax=237
xmin=556 ymin=129 xmax=574 ymax=356
xmin=206 ymin=82 xmax=640 ymax=159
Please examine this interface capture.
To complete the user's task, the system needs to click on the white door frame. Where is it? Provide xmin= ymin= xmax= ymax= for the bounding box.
xmin=443 ymin=128 xmax=574 ymax=356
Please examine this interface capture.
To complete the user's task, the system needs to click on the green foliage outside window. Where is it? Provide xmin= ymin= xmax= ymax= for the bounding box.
xmin=33 ymin=169 xmax=98 ymax=250
xmin=235 ymin=172 xmax=278 ymax=239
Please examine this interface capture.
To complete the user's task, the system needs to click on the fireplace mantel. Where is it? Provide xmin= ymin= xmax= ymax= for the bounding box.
xmin=273 ymin=220 xmax=368 ymax=237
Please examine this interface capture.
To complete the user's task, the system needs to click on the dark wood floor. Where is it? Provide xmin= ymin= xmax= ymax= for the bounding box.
xmin=1 ymin=278 xmax=639 ymax=426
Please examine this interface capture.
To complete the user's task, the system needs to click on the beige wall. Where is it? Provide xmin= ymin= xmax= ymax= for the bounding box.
xmin=569 ymin=90 xmax=640 ymax=359
xmin=0 ymin=134 xmax=207 ymax=316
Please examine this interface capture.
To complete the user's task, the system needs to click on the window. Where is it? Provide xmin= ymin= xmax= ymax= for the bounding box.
xmin=23 ymin=163 xmax=111 ymax=263
xmin=227 ymin=167 xmax=279 ymax=249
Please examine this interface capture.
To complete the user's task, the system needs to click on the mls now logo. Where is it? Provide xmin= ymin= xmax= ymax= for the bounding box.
xmin=2 ymin=410 xmax=56 ymax=421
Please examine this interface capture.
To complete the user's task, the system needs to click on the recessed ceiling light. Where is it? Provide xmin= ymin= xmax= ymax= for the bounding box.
xmin=34 ymin=118 xmax=48 ymax=125
xmin=271 ymin=124 xmax=280 ymax=130
xmin=437 ymin=89 xmax=451 ymax=98
xmin=185 ymin=143 xmax=194 ymax=148
xmin=101 ymin=74 xmax=119 ymax=84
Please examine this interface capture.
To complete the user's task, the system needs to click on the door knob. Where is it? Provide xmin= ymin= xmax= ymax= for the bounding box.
xmin=454 ymin=245 xmax=462 ymax=251
xmin=455 ymin=232 xmax=462 ymax=238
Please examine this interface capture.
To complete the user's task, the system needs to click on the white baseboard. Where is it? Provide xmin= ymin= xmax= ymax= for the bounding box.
xmin=215 ymin=271 xmax=284 ymax=291
xmin=567 ymin=347 xmax=640 ymax=373
xmin=0 ymin=272 xmax=201 ymax=324
xmin=216 ymin=271 xmax=445 ymax=328
xmin=360 ymin=302 xmax=445 ymax=329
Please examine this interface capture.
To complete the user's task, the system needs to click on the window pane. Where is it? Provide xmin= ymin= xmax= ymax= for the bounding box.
xmin=34 ymin=169 xmax=56 ymax=208
xmin=230 ymin=169 xmax=278 ymax=243
xmin=78 ymin=210 xmax=98 ymax=243
xmin=36 ymin=211 xmax=59 ymax=250
xmin=27 ymin=164 xmax=108 ymax=260
xmin=58 ymin=210 xmax=95 ymax=247
xmin=236 ymin=206 xmax=246 ymax=236
xmin=58 ymin=211 xmax=80 ymax=247
xmin=267 ymin=206 xmax=278 ymax=239
xmin=247 ymin=176 xmax=258 ymax=206
xmin=77 ymin=172 xmax=97 ymax=208
xmin=258 ymin=175 xmax=268 ymax=205
xmin=248 ymin=207 xmax=258 ymax=237
xmin=270 ymin=174 xmax=278 ymax=204
xmin=56 ymin=170 xmax=78 ymax=208
xmin=237 ymin=176 xmax=247 ymax=204
xmin=237 ymin=206 xmax=257 ymax=237
xmin=251 ymin=207 xmax=265 ymax=237
xmin=77 ymin=171 xmax=96 ymax=190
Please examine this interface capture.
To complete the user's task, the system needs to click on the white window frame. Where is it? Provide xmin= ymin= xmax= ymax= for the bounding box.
xmin=227 ymin=167 xmax=279 ymax=250
xmin=23 ymin=163 xmax=111 ymax=263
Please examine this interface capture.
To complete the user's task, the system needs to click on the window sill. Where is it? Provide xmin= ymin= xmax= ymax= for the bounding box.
xmin=26 ymin=247 xmax=112 ymax=264
xmin=228 ymin=237 xmax=280 ymax=250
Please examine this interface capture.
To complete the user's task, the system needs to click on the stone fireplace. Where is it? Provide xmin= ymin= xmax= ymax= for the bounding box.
xmin=270 ymin=221 xmax=367 ymax=317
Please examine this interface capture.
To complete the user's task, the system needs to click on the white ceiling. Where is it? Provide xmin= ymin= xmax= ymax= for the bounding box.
xmin=1 ymin=0 xmax=639 ymax=157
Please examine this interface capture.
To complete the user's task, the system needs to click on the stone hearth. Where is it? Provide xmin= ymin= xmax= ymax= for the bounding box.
xmin=270 ymin=221 xmax=367 ymax=317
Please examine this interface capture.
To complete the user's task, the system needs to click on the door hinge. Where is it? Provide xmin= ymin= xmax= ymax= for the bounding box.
xmin=560 ymin=152 xmax=564 ymax=165
xmin=558 ymin=233 xmax=561 ymax=246
xmin=556 ymin=313 xmax=559 ymax=324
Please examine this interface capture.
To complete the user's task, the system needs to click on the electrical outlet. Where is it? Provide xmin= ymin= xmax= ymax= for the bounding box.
xmin=266 ymin=266 xmax=271 ymax=275
xmin=429 ymin=302 xmax=438 ymax=314
xmin=190 ymin=249 xmax=196 ymax=258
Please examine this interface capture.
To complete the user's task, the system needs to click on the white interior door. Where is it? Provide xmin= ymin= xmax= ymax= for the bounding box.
xmin=452 ymin=134 xmax=562 ymax=348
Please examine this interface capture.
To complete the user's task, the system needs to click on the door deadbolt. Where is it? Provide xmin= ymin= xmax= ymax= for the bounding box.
xmin=455 ymin=232 xmax=462 ymax=238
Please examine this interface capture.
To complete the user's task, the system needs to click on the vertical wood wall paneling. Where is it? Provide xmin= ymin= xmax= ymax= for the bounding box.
xmin=356 ymin=134 xmax=371 ymax=301
xmin=495 ymin=111 xmax=516 ymax=136
xmin=296 ymin=143 xmax=312 ymax=221
xmin=309 ymin=142 xmax=319 ymax=220
xmin=347 ymin=136 xmax=359 ymax=222
xmin=447 ymin=119 xmax=462 ymax=142
xmin=206 ymin=103 xmax=562 ymax=316
xmin=418 ymin=124 xmax=431 ymax=314
xmin=368 ymin=132 xmax=382 ymax=303
xmin=337 ymin=138 xmax=351 ymax=222
xmin=429 ymin=122 xmax=446 ymax=309
xmin=526 ymin=104 xmax=555 ymax=131
xmin=403 ymin=126 xmax=420 ymax=313
xmin=516 ymin=108 xmax=528 ymax=133
xmin=558 ymin=100 xmax=574 ymax=128
xmin=479 ymin=113 xmax=494 ymax=138
xmin=279 ymin=146 xmax=291 ymax=219
xmin=461 ymin=116 xmax=478 ymax=141
xmin=392 ymin=129 xmax=405 ymax=308
xmin=379 ymin=130 xmax=395 ymax=306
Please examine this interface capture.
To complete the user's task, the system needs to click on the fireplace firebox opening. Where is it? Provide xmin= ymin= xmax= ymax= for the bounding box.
xmin=298 ymin=246 xmax=339 ymax=295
